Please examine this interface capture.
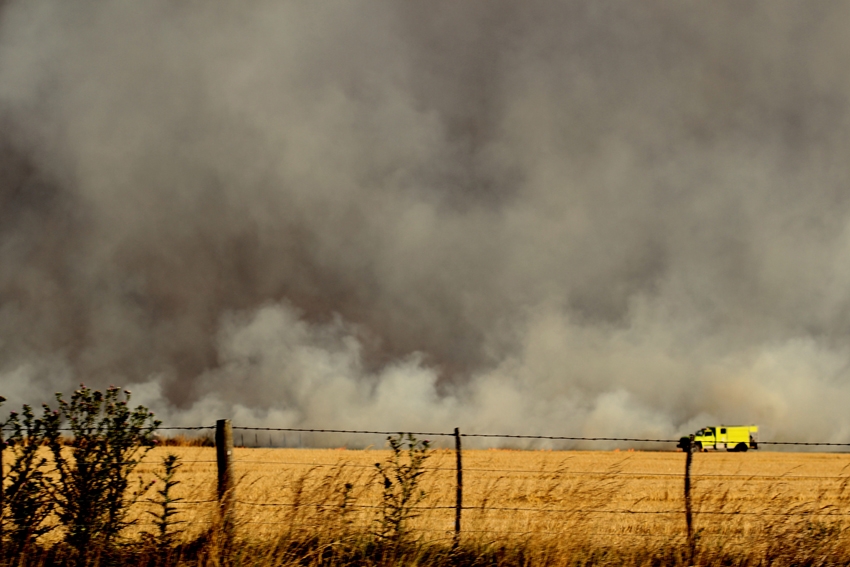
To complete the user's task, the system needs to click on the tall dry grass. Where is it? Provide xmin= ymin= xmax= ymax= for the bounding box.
xmin=7 ymin=447 xmax=850 ymax=565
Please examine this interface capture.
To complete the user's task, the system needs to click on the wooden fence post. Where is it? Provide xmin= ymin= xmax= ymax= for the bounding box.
xmin=684 ymin=433 xmax=695 ymax=561
xmin=216 ymin=419 xmax=235 ymax=540
xmin=454 ymin=427 xmax=463 ymax=550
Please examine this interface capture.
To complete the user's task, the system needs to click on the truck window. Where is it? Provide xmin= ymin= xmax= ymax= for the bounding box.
xmin=720 ymin=428 xmax=726 ymax=434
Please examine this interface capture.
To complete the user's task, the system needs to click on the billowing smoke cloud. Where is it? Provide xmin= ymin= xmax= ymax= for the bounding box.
xmin=3 ymin=1 xmax=850 ymax=446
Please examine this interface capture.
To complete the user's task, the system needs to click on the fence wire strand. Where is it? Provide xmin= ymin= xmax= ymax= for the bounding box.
xmin=8 ymin=421 xmax=850 ymax=446
xmin=226 ymin=425 xmax=850 ymax=447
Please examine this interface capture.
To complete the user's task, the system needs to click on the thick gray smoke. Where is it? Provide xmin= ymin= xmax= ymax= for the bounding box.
xmin=2 ymin=1 xmax=850 ymax=445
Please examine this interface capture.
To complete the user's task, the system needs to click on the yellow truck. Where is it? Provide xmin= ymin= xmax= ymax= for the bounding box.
xmin=677 ymin=425 xmax=758 ymax=452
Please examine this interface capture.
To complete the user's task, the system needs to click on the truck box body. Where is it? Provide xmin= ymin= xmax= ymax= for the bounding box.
xmin=677 ymin=425 xmax=758 ymax=452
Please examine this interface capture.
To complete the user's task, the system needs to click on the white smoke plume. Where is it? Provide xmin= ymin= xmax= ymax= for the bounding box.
xmin=2 ymin=1 xmax=850 ymax=446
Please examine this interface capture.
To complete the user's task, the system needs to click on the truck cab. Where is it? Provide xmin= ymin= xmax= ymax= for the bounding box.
xmin=677 ymin=425 xmax=758 ymax=452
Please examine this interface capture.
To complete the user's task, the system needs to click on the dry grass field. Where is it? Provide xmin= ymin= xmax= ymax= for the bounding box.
xmin=115 ymin=446 xmax=850 ymax=564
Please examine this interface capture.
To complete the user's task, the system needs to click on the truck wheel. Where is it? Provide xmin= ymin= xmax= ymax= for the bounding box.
xmin=694 ymin=442 xmax=703 ymax=452
xmin=735 ymin=443 xmax=748 ymax=452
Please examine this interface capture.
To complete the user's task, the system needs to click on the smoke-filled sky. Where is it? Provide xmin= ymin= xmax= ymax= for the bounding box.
xmin=2 ymin=1 xmax=850 ymax=446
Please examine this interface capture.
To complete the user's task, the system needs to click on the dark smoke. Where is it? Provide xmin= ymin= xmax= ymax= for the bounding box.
xmin=2 ymin=1 xmax=850 ymax=444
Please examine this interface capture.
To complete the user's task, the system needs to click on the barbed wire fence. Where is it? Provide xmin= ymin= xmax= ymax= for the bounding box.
xmin=101 ymin=421 xmax=850 ymax=546
xmin=6 ymin=420 xmax=850 ymax=546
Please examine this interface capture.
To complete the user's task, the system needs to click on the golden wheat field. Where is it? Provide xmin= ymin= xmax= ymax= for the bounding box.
xmin=125 ymin=446 xmax=850 ymax=555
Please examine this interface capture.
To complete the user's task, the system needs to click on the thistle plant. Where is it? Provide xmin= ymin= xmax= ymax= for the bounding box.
xmin=41 ymin=385 xmax=160 ymax=554
xmin=147 ymin=453 xmax=184 ymax=547
xmin=0 ymin=400 xmax=55 ymax=554
xmin=373 ymin=433 xmax=431 ymax=543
